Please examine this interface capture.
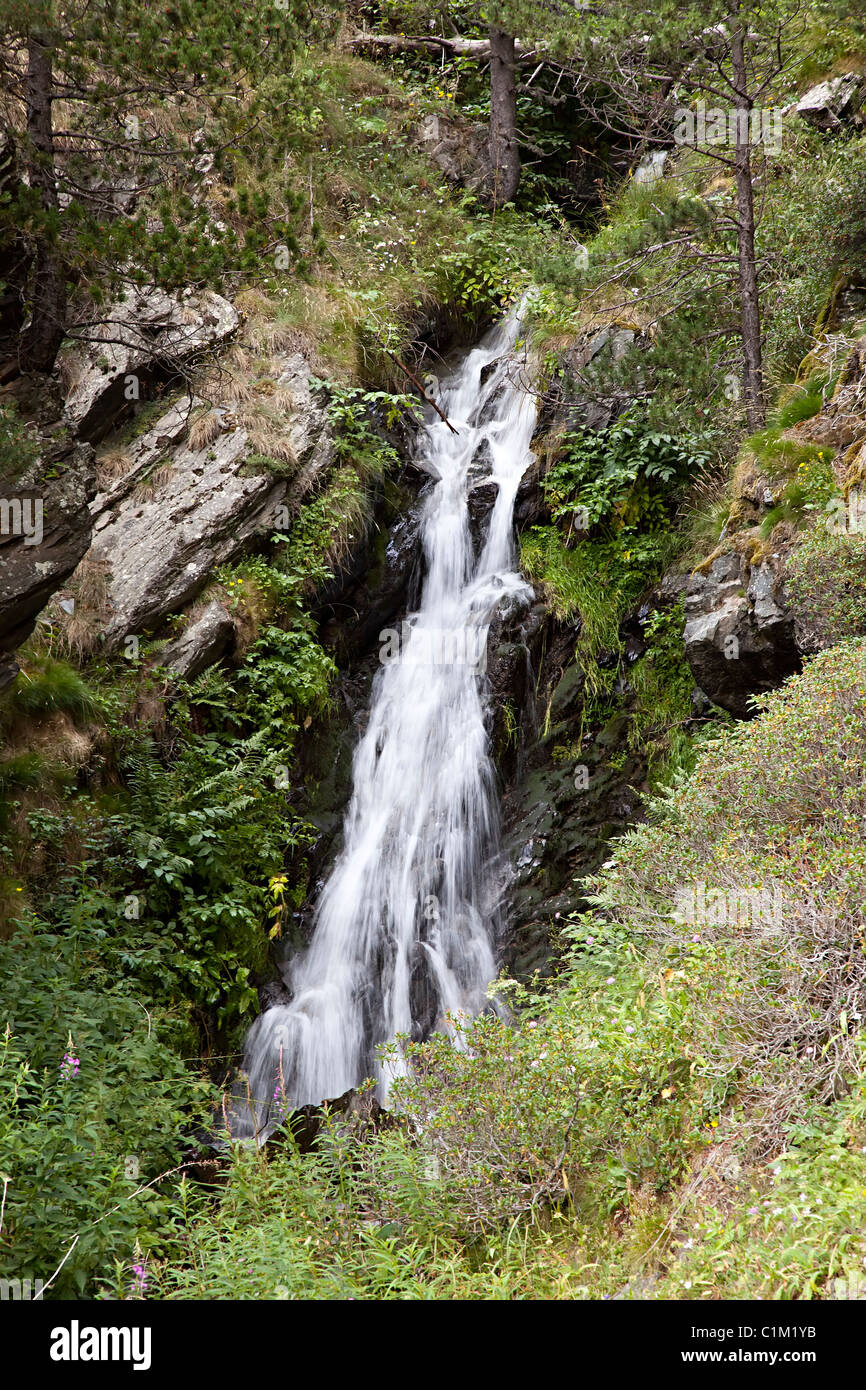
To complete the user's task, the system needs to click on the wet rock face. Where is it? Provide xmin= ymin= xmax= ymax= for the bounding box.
xmin=683 ymin=551 xmax=800 ymax=718
xmin=500 ymin=708 xmax=644 ymax=979
xmin=314 ymin=485 xmax=424 ymax=663
xmin=489 ymin=596 xmax=649 ymax=980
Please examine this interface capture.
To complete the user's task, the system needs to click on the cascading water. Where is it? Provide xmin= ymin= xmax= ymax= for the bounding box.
xmin=237 ymin=306 xmax=537 ymax=1135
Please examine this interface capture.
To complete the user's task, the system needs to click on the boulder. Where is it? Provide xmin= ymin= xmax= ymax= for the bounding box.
xmin=796 ymin=73 xmax=864 ymax=131
xmin=414 ymin=112 xmax=492 ymax=193
xmin=683 ymin=550 xmax=800 ymax=717
xmin=59 ymin=287 xmax=239 ymax=442
xmin=157 ymin=601 xmax=236 ymax=680
xmin=85 ymin=353 xmax=333 ymax=650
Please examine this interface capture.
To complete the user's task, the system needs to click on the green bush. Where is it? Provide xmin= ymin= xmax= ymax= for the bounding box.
xmin=584 ymin=640 xmax=866 ymax=1150
xmin=543 ymin=416 xmax=710 ymax=533
xmin=0 ymin=936 xmax=212 ymax=1297
xmin=4 ymin=658 xmax=97 ymax=725
xmin=785 ymin=531 xmax=866 ymax=650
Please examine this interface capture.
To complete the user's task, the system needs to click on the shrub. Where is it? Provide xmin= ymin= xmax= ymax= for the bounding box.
xmin=0 ymin=941 xmax=212 ymax=1297
xmin=785 ymin=531 xmax=866 ymax=651
xmin=4 ymin=659 xmax=97 ymax=725
xmin=585 ymin=641 xmax=866 ymax=1151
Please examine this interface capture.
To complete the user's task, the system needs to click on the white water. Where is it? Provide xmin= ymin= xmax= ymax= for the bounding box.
xmin=238 ymin=307 xmax=537 ymax=1131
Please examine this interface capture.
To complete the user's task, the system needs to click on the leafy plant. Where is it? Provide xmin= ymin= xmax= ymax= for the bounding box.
xmin=544 ymin=416 xmax=711 ymax=534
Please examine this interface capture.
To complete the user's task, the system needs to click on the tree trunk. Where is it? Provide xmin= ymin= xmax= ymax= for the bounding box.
xmin=19 ymin=35 xmax=66 ymax=373
xmin=487 ymin=27 xmax=521 ymax=208
xmin=730 ymin=24 xmax=764 ymax=429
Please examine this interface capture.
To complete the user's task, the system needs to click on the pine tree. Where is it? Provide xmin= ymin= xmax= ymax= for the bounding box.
xmin=0 ymin=0 xmax=336 ymax=373
xmin=575 ymin=0 xmax=808 ymax=428
xmin=351 ymin=1 xmax=584 ymax=209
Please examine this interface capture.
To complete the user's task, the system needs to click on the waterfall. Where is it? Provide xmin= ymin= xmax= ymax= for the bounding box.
xmin=237 ymin=305 xmax=537 ymax=1134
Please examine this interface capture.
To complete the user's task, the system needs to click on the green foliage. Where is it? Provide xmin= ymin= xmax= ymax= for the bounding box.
xmin=436 ymin=228 xmax=526 ymax=328
xmin=651 ymin=1086 xmax=866 ymax=1300
xmin=0 ymin=0 xmax=341 ymax=363
xmin=785 ymin=530 xmax=866 ymax=649
xmin=311 ymin=378 xmax=411 ymax=473
xmin=759 ymin=134 xmax=866 ymax=381
xmin=741 ymin=424 xmax=826 ymax=481
xmin=543 ymin=416 xmax=710 ymax=532
xmin=277 ymin=465 xmax=371 ymax=592
xmin=0 ymin=962 xmax=212 ymax=1295
xmin=130 ymin=1131 xmax=580 ymax=1300
xmin=233 ymin=625 xmax=336 ymax=737
xmin=628 ymin=601 xmax=698 ymax=780
xmin=0 ymin=603 xmax=339 ymax=1295
xmin=588 ymin=641 xmax=866 ymax=1144
xmin=521 ymin=416 xmax=699 ymax=696
xmin=0 ymin=404 xmax=40 ymax=483
xmin=2 ymin=657 xmax=97 ymax=726
xmin=772 ymin=378 xmax=828 ymax=430
xmin=0 ymin=752 xmax=44 ymax=798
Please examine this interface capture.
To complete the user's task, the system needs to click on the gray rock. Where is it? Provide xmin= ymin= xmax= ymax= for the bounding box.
xmin=59 ymin=287 xmax=238 ymax=441
xmin=683 ymin=551 xmax=800 ymax=717
xmin=89 ymin=427 xmax=261 ymax=648
xmin=157 ymin=601 xmax=236 ymax=680
xmin=91 ymin=395 xmax=196 ymax=513
xmin=796 ymin=73 xmax=864 ymax=131
xmin=84 ymin=353 xmax=332 ymax=650
xmin=414 ymin=112 xmax=492 ymax=193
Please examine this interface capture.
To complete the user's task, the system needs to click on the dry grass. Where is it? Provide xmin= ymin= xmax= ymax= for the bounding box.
xmin=187 ymin=407 xmax=224 ymax=452
xmin=132 ymin=457 xmax=179 ymax=500
xmin=240 ymin=400 xmax=297 ymax=467
xmin=94 ymin=445 xmax=135 ymax=491
xmin=48 ymin=556 xmax=112 ymax=663
xmin=4 ymin=710 xmax=94 ymax=772
xmin=187 ymin=348 xmax=303 ymax=468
